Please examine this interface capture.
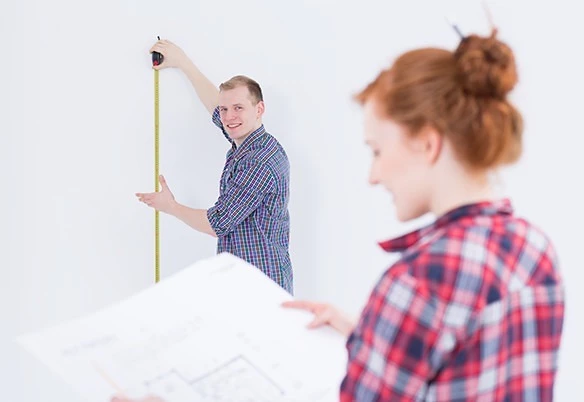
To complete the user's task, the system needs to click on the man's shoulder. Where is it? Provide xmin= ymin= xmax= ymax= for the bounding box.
xmin=248 ymin=132 xmax=289 ymax=166
xmin=259 ymin=130 xmax=286 ymax=150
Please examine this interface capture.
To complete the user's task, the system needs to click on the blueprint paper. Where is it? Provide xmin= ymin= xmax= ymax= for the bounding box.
xmin=17 ymin=253 xmax=348 ymax=402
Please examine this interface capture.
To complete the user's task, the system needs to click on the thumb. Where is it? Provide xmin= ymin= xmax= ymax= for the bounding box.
xmin=159 ymin=175 xmax=168 ymax=190
xmin=307 ymin=313 xmax=329 ymax=329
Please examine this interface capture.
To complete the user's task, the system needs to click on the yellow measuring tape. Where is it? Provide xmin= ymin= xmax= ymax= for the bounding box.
xmin=154 ymin=67 xmax=160 ymax=283
xmin=151 ymin=36 xmax=164 ymax=283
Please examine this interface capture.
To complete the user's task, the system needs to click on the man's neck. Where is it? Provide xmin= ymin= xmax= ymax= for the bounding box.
xmin=234 ymin=121 xmax=262 ymax=147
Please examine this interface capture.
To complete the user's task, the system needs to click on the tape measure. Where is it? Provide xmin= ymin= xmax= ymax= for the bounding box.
xmin=152 ymin=36 xmax=164 ymax=283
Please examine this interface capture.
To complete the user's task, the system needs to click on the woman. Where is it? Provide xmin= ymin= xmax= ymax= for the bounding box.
xmin=113 ymin=28 xmax=565 ymax=402
xmin=283 ymin=28 xmax=566 ymax=401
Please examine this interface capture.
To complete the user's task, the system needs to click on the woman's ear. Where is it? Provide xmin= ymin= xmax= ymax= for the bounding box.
xmin=419 ymin=125 xmax=442 ymax=164
xmin=405 ymin=125 xmax=442 ymax=165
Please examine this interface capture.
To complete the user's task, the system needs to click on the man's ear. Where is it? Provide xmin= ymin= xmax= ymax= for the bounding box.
xmin=256 ymin=101 xmax=265 ymax=118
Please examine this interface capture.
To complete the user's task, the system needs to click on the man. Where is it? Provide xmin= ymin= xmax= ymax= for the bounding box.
xmin=136 ymin=39 xmax=293 ymax=294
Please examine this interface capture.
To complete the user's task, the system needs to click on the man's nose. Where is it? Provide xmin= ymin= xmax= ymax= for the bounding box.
xmin=225 ymin=110 xmax=237 ymax=120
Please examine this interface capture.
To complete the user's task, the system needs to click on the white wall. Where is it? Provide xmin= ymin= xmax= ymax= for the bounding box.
xmin=3 ymin=0 xmax=583 ymax=400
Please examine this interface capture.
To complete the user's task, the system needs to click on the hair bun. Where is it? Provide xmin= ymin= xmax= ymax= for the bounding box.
xmin=454 ymin=29 xmax=518 ymax=99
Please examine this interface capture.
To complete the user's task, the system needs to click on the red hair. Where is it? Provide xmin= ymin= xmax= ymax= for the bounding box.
xmin=356 ymin=29 xmax=523 ymax=169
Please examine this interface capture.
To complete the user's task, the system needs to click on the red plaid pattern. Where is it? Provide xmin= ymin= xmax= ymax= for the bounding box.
xmin=340 ymin=199 xmax=565 ymax=401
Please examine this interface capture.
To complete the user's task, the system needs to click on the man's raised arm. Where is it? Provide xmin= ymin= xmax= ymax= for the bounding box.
xmin=150 ymin=39 xmax=219 ymax=115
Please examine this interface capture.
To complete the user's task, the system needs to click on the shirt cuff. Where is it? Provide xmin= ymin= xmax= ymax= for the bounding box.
xmin=207 ymin=204 xmax=226 ymax=238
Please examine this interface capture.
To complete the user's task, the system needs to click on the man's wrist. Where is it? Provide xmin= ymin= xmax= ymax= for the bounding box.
xmin=167 ymin=200 xmax=181 ymax=217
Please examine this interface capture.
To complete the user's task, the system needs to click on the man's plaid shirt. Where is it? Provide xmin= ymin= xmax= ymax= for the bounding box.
xmin=207 ymin=107 xmax=293 ymax=293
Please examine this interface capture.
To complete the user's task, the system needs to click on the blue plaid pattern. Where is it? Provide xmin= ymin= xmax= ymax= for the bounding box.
xmin=207 ymin=107 xmax=293 ymax=293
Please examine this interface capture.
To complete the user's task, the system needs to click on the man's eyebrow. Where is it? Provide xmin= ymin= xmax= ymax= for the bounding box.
xmin=218 ymin=103 xmax=244 ymax=108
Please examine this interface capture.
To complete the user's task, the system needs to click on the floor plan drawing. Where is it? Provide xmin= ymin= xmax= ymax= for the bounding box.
xmin=18 ymin=253 xmax=347 ymax=402
xmin=144 ymin=356 xmax=285 ymax=402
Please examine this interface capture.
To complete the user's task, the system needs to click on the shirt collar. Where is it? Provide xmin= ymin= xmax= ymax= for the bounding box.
xmin=231 ymin=124 xmax=266 ymax=154
xmin=378 ymin=198 xmax=514 ymax=252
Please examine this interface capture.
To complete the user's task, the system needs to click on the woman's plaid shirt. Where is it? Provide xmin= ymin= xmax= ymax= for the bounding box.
xmin=341 ymin=199 xmax=565 ymax=401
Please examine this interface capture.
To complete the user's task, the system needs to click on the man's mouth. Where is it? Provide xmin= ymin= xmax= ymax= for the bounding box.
xmin=226 ymin=123 xmax=242 ymax=129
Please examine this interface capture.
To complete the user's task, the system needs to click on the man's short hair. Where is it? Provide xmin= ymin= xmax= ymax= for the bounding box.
xmin=219 ymin=75 xmax=263 ymax=105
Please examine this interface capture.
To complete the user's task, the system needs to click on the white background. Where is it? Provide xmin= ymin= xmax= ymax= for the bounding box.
xmin=2 ymin=0 xmax=583 ymax=401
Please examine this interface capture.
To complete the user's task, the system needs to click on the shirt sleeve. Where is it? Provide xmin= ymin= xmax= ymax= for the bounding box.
xmin=211 ymin=106 xmax=233 ymax=143
xmin=207 ymin=158 xmax=274 ymax=237
xmin=340 ymin=272 xmax=447 ymax=401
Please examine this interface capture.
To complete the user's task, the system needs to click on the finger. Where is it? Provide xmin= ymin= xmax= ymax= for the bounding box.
xmin=139 ymin=198 xmax=155 ymax=207
xmin=281 ymin=300 xmax=306 ymax=308
xmin=150 ymin=43 xmax=165 ymax=52
xmin=138 ymin=194 xmax=154 ymax=202
xmin=281 ymin=300 xmax=317 ymax=312
xmin=110 ymin=396 xmax=131 ymax=402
